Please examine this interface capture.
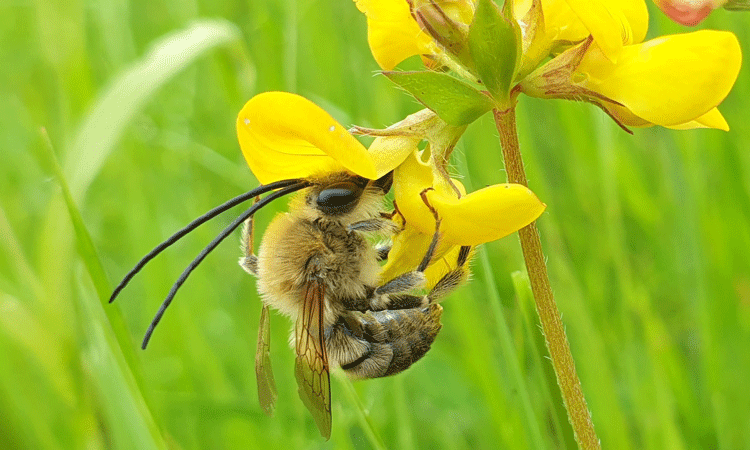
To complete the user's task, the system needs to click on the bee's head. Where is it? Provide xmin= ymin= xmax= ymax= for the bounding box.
xmin=305 ymin=171 xmax=393 ymax=220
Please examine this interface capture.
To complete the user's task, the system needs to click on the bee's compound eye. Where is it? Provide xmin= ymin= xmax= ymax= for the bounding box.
xmin=316 ymin=182 xmax=362 ymax=215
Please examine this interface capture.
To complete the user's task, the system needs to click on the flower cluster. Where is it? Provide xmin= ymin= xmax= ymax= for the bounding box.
xmin=355 ymin=0 xmax=741 ymax=131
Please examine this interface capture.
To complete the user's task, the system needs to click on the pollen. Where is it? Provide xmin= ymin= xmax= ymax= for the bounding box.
xmin=244 ymin=118 xmax=250 ymax=125
xmin=328 ymin=125 xmax=335 ymax=132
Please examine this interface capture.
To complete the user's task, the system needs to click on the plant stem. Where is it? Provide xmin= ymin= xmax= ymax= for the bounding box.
xmin=493 ymin=105 xmax=601 ymax=450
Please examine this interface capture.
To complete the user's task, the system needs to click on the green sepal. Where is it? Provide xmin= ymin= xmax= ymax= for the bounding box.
xmin=384 ymin=71 xmax=495 ymax=126
xmin=468 ymin=0 xmax=520 ymax=103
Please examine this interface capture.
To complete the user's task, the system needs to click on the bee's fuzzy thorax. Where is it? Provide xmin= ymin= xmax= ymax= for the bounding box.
xmin=254 ymin=174 xmax=386 ymax=323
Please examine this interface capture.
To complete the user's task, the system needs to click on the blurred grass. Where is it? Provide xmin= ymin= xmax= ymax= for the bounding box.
xmin=1 ymin=0 xmax=749 ymax=449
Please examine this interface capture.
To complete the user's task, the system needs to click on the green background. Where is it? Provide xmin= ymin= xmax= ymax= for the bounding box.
xmin=1 ymin=1 xmax=749 ymax=448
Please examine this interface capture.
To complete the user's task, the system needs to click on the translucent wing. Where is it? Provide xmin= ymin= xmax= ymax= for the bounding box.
xmin=294 ymin=278 xmax=332 ymax=439
xmin=255 ymin=304 xmax=277 ymax=415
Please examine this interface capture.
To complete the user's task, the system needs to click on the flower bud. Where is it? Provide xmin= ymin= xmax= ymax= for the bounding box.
xmin=653 ymin=0 xmax=726 ymax=26
xmin=409 ymin=0 xmax=475 ymax=68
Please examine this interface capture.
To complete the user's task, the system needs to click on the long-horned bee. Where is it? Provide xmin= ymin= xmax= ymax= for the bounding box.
xmin=109 ymin=171 xmax=470 ymax=439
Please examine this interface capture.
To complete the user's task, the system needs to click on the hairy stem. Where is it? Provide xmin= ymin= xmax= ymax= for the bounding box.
xmin=493 ymin=105 xmax=601 ymax=450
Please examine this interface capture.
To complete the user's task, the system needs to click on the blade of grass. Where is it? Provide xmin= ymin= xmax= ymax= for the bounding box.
xmin=0 ymin=205 xmax=45 ymax=305
xmin=393 ymin=376 xmax=415 ymax=450
xmin=39 ymin=129 xmax=111 ymax=304
xmin=334 ymin=369 xmax=387 ymax=450
xmin=176 ymin=141 xmax=252 ymax=190
xmin=63 ymin=19 xmax=245 ymax=203
xmin=0 ymin=291 xmax=76 ymax=408
xmin=74 ymin=275 xmax=167 ymax=450
xmin=39 ymin=129 xmax=167 ymax=449
xmin=0 ymin=327 xmax=76 ymax=449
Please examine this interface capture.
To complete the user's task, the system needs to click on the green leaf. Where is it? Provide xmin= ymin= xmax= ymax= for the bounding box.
xmin=384 ymin=71 xmax=495 ymax=126
xmin=468 ymin=0 xmax=520 ymax=102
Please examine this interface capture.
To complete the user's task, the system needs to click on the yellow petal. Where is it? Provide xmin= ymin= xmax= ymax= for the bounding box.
xmin=367 ymin=135 xmax=420 ymax=180
xmin=354 ymin=0 xmax=433 ymax=69
xmin=428 ymin=183 xmax=546 ymax=246
xmin=562 ymin=0 xmax=648 ymax=59
xmin=392 ymin=149 xmax=442 ymax=236
xmin=517 ymin=0 xmax=587 ymax=46
xmin=237 ymin=92 xmax=377 ymax=184
xmin=394 ymin=150 xmax=546 ymax=246
xmin=563 ymin=0 xmax=622 ymax=58
xmin=578 ymin=30 xmax=742 ymax=127
xmin=619 ymin=0 xmax=649 ymax=44
xmin=379 ymin=209 xmax=475 ymax=288
xmin=666 ymin=108 xmax=729 ymax=131
xmin=599 ymin=103 xmax=729 ymax=131
xmin=515 ymin=0 xmax=647 ymax=70
xmin=378 ymin=221 xmax=458 ymax=285
xmin=422 ymin=244 xmax=473 ymax=287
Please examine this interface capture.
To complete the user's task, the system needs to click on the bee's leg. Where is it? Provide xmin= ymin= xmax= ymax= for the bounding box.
xmin=374 ymin=189 xmax=441 ymax=296
xmin=340 ymin=290 xmax=426 ymax=312
xmin=428 ymin=245 xmax=472 ymax=302
xmin=374 ymin=271 xmax=427 ymax=296
xmin=239 ymin=198 xmax=259 ymax=276
xmin=347 ymin=218 xmax=399 ymax=234
xmin=327 ymin=304 xmax=443 ymax=379
xmin=372 ymin=244 xmax=471 ymax=307
xmin=374 ymin=242 xmax=391 ymax=262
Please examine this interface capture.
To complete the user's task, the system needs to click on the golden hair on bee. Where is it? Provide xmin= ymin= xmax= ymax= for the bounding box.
xmin=252 ymin=172 xmax=389 ymax=322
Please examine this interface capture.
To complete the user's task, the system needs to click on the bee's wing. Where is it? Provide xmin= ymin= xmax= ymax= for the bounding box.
xmin=255 ymin=304 xmax=277 ymax=416
xmin=294 ymin=278 xmax=332 ymax=439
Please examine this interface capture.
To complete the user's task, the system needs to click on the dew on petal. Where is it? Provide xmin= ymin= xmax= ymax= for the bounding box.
xmin=328 ymin=125 xmax=336 ymax=132
xmin=243 ymin=118 xmax=250 ymax=125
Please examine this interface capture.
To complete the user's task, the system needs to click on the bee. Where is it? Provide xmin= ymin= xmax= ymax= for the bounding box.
xmin=109 ymin=171 xmax=470 ymax=439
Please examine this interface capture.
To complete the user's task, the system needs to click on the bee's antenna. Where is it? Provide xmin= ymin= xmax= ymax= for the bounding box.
xmin=109 ymin=178 xmax=306 ymax=304
xmin=141 ymin=180 xmax=311 ymax=349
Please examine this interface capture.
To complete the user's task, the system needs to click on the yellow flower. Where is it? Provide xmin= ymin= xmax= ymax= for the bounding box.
xmin=523 ymin=30 xmax=742 ymax=130
xmin=577 ymin=30 xmax=741 ymax=129
xmin=379 ymin=148 xmax=546 ymax=282
xmin=393 ymin=149 xmax=544 ymax=246
xmin=237 ymin=91 xmax=546 ymax=281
